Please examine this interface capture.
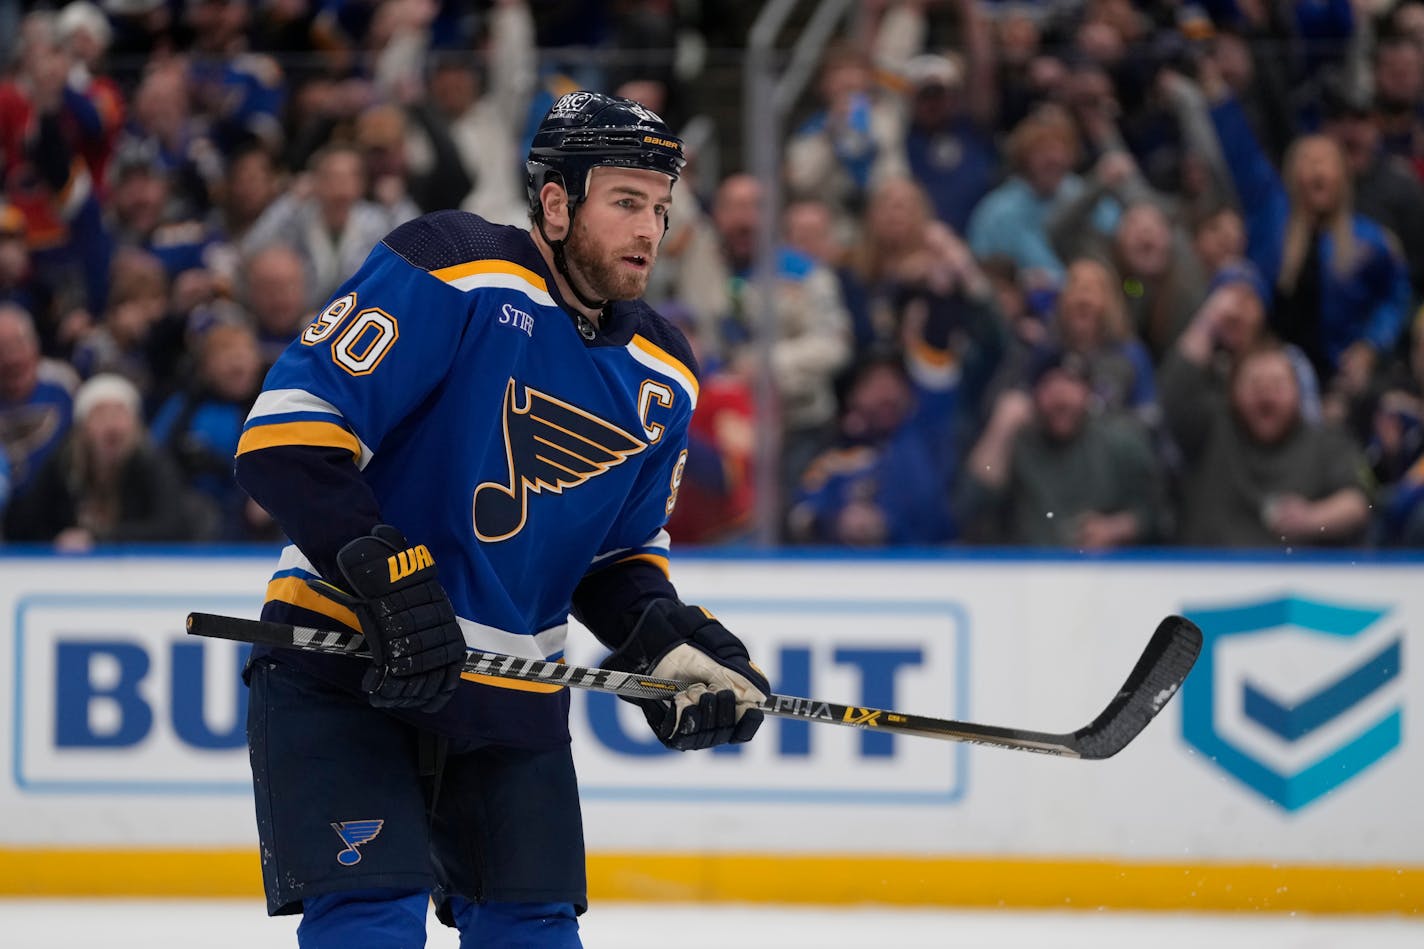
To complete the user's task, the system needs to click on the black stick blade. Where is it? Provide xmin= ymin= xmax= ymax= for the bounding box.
xmin=1069 ymin=614 xmax=1203 ymax=759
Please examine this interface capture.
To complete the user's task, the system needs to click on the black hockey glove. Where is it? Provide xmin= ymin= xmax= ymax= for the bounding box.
xmin=316 ymin=525 xmax=467 ymax=713
xmin=604 ymin=599 xmax=769 ymax=751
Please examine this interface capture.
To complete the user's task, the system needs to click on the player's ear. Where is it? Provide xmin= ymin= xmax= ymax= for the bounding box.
xmin=540 ymin=182 xmax=570 ymax=239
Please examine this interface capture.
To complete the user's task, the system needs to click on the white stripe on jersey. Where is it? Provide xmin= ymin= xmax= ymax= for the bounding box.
xmin=444 ymin=272 xmax=557 ymax=307
xmin=588 ymin=528 xmax=672 ymax=568
xmin=247 ymin=388 xmax=375 ymax=469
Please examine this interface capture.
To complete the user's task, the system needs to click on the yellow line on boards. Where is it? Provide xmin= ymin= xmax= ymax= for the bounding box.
xmin=0 ymin=850 xmax=1419 ymax=913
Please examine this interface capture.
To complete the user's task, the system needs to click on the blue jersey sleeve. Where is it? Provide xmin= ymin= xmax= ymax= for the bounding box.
xmin=235 ymin=238 xmax=478 ymax=577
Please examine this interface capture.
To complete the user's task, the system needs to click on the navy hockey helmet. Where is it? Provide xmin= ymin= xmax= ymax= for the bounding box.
xmin=525 ymin=91 xmax=685 ymax=216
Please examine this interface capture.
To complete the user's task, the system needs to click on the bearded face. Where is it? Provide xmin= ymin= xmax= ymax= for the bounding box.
xmin=563 ymin=208 xmax=657 ymax=301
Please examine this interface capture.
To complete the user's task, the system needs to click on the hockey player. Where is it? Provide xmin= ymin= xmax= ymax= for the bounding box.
xmin=234 ymin=92 xmax=770 ymax=948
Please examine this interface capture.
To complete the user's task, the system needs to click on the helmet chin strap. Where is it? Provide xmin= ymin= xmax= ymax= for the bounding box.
xmin=536 ymin=209 xmax=607 ymax=336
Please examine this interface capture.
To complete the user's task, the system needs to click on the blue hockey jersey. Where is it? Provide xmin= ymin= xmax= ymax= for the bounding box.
xmin=235 ymin=211 xmax=697 ymax=747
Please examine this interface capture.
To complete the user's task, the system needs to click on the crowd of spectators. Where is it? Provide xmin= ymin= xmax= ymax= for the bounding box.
xmin=2 ymin=0 xmax=1423 ymax=553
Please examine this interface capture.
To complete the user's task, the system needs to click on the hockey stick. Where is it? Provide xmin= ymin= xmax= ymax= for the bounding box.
xmin=186 ymin=611 xmax=1200 ymax=759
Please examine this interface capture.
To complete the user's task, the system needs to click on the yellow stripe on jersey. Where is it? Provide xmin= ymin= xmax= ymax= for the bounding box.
xmin=629 ymin=334 xmax=699 ymax=404
xmin=431 ymin=259 xmax=550 ymax=292
xmin=616 ymin=551 xmax=671 ymax=577
xmin=906 ymin=335 xmax=955 ymax=369
xmin=236 ymin=420 xmax=361 ymax=460
xmin=264 ymin=576 xmax=362 ymax=632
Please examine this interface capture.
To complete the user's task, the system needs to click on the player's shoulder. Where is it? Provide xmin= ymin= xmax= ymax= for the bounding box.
xmin=381 ymin=210 xmax=544 ymax=281
xmin=618 ymin=298 xmax=700 ymax=386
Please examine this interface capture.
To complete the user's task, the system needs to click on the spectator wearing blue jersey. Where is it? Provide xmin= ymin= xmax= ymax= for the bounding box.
xmin=898 ymin=53 xmax=998 ymax=235
xmin=1202 ymin=69 xmax=1412 ymax=414
xmin=71 ymin=247 xmax=168 ymax=394
xmin=789 ymin=352 xmax=955 ymax=546
xmin=0 ymin=303 xmax=77 ymax=498
xmin=152 ymin=319 xmax=268 ymax=540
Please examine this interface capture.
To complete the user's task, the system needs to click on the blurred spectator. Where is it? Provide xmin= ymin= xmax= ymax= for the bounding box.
xmin=428 ymin=2 xmax=536 ymax=225
xmin=784 ymin=196 xmax=865 ymax=349
xmin=0 ymin=11 xmax=113 ymax=315
xmin=184 ymin=0 xmax=287 ymax=153
xmin=1207 ymin=78 xmax=1412 ymax=412
xmin=957 ymin=348 xmax=1168 ymax=548
xmin=1372 ymin=32 xmax=1424 ymax=170
xmin=354 ymin=102 xmax=469 ymax=216
xmin=214 ymin=142 xmax=282 ymax=245
xmin=243 ymin=143 xmax=402 ymax=308
xmin=897 ymin=53 xmax=998 ymax=235
xmin=967 ymin=105 xmax=1120 ymax=285
xmin=4 ymin=372 xmax=198 ymax=549
xmin=788 ymin=353 xmax=956 ymax=546
xmin=0 ymin=303 xmax=77 ymax=498
xmin=55 ymin=1 xmax=126 ymax=196
xmin=119 ymin=60 xmax=224 ymax=219
xmin=151 ymin=320 xmax=270 ymax=541
xmin=107 ymin=145 xmax=226 ymax=280
xmin=1162 ymin=341 xmax=1372 ymax=547
xmin=1031 ymin=257 xmax=1157 ymax=426
xmin=241 ymin=243 xmax=312 ymax=368
xmin=1319 ymin=82 xmax=1424 ymax=297
xmin=703 ymin=173 xmax=854 ymax=510
xmin=0 ymin=202 xmax=55 ymax=348
xmin=1189 ymin=202 xmax=1249 ymax=280
xmin=1108 ymin=200 xmax=1207 ymax=362
xmin=1162 ymin=261 xmax=1323 ymax=426
xmin=661 ymin=305 xmax=756 ymax=545
xmin=785 ymin=44 xmax=907 ymax=225
xmin=1366 ymin=310 xmax=1424 ymax=544
xmin=71 ymin=247 xmax=168 ymax=393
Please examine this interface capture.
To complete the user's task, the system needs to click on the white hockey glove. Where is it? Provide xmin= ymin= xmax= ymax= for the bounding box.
xmin=603 ymin=599 xmax=769 ymax=751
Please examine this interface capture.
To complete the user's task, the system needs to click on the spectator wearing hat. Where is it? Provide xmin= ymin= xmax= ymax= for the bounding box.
xmin=5 ymin=372 xmax=197 ymax=549
xmin=1161 ymin=261 xmax=1323 ymax=427
xmin=899 ymin=52 xmax=998 ymax=235
xmin=0 ymin=303 xmax=78 ymax=499
xmin=1163 ymin=340 xmax=1372 ymax=548
xmin=956 ymin=346 xmax=1168 ymax=548
xmin=54 ymin=1 xmax=126 ymax=197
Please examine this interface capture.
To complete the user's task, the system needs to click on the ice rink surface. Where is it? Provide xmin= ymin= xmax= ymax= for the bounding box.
xmin=2 ymin=900 xmax=1421 ymax=948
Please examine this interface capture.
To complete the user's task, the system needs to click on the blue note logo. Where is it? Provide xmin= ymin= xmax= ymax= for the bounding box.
xmin=1181 ymin=595 xmax=1403 ymax=811
xmin=331 ymin=820 xmax=384 ymax=866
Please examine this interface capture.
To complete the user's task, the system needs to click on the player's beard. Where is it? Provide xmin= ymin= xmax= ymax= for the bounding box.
xmin=564 ymin=216 xmax=653 ymax=301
